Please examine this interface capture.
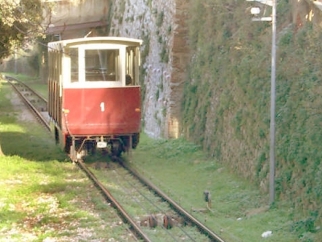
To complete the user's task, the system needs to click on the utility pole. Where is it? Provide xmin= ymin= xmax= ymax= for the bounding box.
xmin=269 ymin=0 xmax=276 ymax=205
xmin=247 ymin=0 xmax=277 ymax=205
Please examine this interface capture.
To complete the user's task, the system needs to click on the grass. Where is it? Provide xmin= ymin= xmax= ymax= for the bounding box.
xmin=131 ymin=135 xmax=321 ymax=242
xmin=0 ymin=77 xmax=133 ymax=241
xmin=0 ymin=80 xmax=61 ymax=160
xmin=2 ymin=72 xmax=320 ymax=241
xmin=183 ymin=1 xmax=322 ymax=231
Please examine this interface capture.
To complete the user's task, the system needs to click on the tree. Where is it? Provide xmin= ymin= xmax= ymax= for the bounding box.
xmin=0 ymin=0 xmax=44 ymax=59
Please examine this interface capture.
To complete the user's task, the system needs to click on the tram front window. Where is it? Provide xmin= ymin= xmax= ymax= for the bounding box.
xmin=85 ymin=49 xmax=120 ymax=82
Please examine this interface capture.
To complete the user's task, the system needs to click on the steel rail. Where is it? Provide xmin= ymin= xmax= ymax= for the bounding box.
xmin=121 ymin=161 xmax=226 ymax=242
xmin=5 ymin=76 xmax=148 ymax=240
xmin=4 ymin=75 xmax=224 ymax=241
xmin=7 ymin=78 xmax=50 ymax=131
xmin=77 ymin=160 xmax=152 ymax=242
xmin=5 ymin=75 xmax=47 ymax=103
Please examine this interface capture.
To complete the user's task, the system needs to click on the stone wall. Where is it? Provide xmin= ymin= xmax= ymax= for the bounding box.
xmin=109 ymin=0 xmax=189 ymax=138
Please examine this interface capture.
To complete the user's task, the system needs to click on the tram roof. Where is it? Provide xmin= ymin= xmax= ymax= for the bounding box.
xmin=48 ymin=37 xmax=143 ymax=50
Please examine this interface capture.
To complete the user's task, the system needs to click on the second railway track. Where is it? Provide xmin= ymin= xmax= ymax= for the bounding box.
xmin=6 ymin=76 xmax=50 ymax=131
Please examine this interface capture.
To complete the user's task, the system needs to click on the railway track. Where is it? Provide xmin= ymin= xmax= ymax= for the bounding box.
xmin=7 ymin=76 xmax=225 ymax=241
xmin=120 ymin=161 xmax=225 ymax=241
xmin=86 ymin=159 xmax=226 ymax=241
xmin=6 ymin=76 xmax=50 ymax=131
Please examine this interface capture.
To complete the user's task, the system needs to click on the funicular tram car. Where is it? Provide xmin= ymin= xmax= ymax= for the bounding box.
xmin=47 ymin=37 xmax=142 ymax=161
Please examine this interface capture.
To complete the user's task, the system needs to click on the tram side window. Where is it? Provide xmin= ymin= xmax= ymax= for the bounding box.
xmin=85 ymin=49 xmax=120 ymax=82
xmin=70 ymin=48 xmax=79 ymax=83
xmin=126 ymin=47 xmax=138 ymax=85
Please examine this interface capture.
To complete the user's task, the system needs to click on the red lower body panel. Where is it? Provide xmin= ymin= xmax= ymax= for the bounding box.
xmin=61 ymin=87 xmax=141 ymax=136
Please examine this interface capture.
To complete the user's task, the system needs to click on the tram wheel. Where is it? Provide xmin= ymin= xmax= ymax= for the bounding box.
xmin=111 ymin=141 xmax=123 ymax=157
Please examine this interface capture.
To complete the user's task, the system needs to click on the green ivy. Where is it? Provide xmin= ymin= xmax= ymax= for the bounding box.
xmin=181 ymin=0 xmax=322 ymax=223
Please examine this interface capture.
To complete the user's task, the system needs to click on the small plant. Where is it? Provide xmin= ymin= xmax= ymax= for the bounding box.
xmin=158 ymin=35 xmax=162 ymax=44
xmin=155 ymin=88 xmax=159 ymax=101
xmin=156 ymin=11 xmax=164 ymax=27
xmin=290 ymin=211 xmax=318 ymax=238
xmin=118 ymin=16 xmax=123 ymax=24
xmin=167 ymin=25 xmax=172 ymax=34
xmin=141 ymin=34 xmax=150 ymax=62
xmin=162 ymin=106 xmax=166 ymax=117
xmin=159 ymin=43 xmax=168 ymax=63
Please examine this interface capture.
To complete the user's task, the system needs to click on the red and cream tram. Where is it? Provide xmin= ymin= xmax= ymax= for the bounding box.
xmin=47 ymin=37 xmax=142 ymax=161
